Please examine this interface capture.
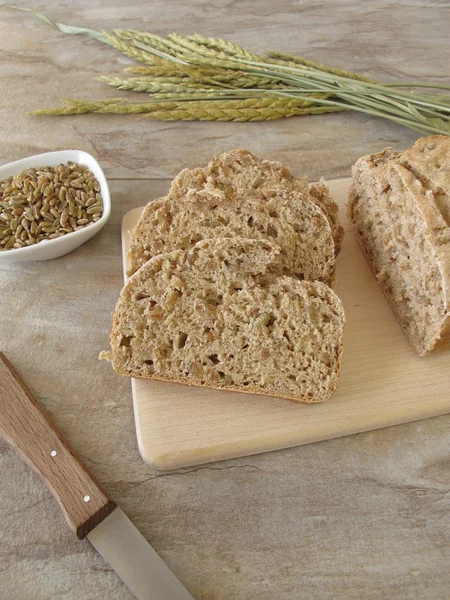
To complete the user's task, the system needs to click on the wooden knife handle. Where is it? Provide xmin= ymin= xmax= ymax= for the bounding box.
xmin=0 ymin=352 xmax=116 ymax=539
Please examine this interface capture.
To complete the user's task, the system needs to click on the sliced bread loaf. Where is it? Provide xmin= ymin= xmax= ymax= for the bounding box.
xmin=128 ymin=186 xmax=335 ymax=284
xmin=109 ymin=238 xmax=345 ymax=403
xmin=170 ymin=149 xmax=344 ymax=253
xmin=348 ymin=134 xmax=450 ymax=356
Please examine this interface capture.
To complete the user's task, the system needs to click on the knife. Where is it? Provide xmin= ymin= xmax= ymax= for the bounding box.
xmin=0 ymin=352 xmax=195 ymax=600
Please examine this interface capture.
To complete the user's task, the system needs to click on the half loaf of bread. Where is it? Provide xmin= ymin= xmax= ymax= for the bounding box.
xmin=109 ymin=238 xmax=345 ymax=403
xmin=348 ymin=134 xmax=450 ymax=356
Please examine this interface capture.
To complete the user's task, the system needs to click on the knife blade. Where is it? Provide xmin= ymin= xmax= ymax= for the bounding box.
xmin=0 ymin=352 xmax=195 ymax=600
xmin=88 ymin=507 xmax=194 ymax=600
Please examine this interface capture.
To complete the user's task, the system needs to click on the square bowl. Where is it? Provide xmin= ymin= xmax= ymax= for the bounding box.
xmin=0 ymin=150 xmax=111 ymax=262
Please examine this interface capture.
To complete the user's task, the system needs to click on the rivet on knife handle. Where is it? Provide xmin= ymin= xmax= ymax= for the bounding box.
xmin=0 ymin=352 xmax=116 ymax=539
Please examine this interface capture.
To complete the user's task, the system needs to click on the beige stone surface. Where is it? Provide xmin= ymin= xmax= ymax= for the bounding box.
xmin=0 ymin=1 xmax=449 ymax=599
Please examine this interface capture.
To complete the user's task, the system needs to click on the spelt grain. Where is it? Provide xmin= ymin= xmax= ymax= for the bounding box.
xmin=0 ymin=162 xmax=103 ymax=251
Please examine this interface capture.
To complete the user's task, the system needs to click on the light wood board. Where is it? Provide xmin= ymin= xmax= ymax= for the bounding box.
xmin=121 ymin=178 xmax=450 ymax=470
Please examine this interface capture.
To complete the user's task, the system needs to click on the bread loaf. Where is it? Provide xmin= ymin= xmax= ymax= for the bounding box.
xmin=348 ymin=134 xmax=450 ymax=356
xmin=109 ymin=238 xmax=345 ymax=403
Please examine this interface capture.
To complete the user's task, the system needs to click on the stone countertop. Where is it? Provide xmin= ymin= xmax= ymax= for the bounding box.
xmin=0 ymin=2 xmax=449 ymax=599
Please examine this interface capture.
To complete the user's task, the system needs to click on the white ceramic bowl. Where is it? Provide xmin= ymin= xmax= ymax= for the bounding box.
xmin=0 ymin=150 xmax=111 ymax=262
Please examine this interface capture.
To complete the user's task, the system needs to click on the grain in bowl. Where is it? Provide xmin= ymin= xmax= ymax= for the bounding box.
xmin=0 ymin=162 xmax=103 ymax=250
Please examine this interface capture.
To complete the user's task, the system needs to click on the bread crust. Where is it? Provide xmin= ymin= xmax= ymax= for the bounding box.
xmin=309 ymin=177 xmax=344 ymax=255
xmin=110 ymin=364 xmax=341 ymax=404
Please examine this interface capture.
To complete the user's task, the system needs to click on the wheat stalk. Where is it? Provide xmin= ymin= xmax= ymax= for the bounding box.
xmin=102 ymin=32 xmax=160 ymax=64
xmin=18 ymin=8 xmax=450 ymax=133
xmin=100 ymin=74 xmax=290 ymax=93
xmin=146 ymin=106 xmax=325 ymax=121
xmin=122 ymin=62 xmax=284 ymax=90
xmin=31 ymin=97 xmax=343 ymax=120
xmin=98 ymin=76 xmax=218 ymax=94
xmin=123 ymin=65 xmax=281 ymax=87
xmin=266 ymin=51 xmax=377 ymax=83
xmin=125 ymin=65 xmax=190 ymax=76
xmin=185 ymin=34 xmax=261 ymax=61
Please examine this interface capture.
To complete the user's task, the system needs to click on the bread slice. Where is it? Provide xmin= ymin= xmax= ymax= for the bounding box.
xmin=128 ymin=186 xmax=336 ymax=284
xmin=108 ymin=238 xmax=345 ymax=404
xmin=170 ymin=149 xmax=344 ymax=254
xmin=348 ymin=134 xmax=450 ymax=356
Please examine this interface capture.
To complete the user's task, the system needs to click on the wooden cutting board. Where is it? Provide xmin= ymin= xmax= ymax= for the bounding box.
xmin=121 ymin=178 xmax=450 ymax=470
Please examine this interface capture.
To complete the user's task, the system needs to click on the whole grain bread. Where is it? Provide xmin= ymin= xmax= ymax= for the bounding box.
xmin=108 ymin=238 xmax=345 ymax=403
xmin=348 ymin=134 xmax=450 ymax=356
xmin=170 ymin=149 xmax=344 ymax=253
xmin=128 ymin=185 xmax=336 ymax=284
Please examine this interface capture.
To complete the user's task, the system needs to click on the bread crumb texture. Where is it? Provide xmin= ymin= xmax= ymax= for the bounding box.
xmin=112 ymin=238 xmax=345 ymax=404
xmin=128 ymin=150 xmax=342 ymax=277
xmin=172 ymin=150 xmax=343 ymax=251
